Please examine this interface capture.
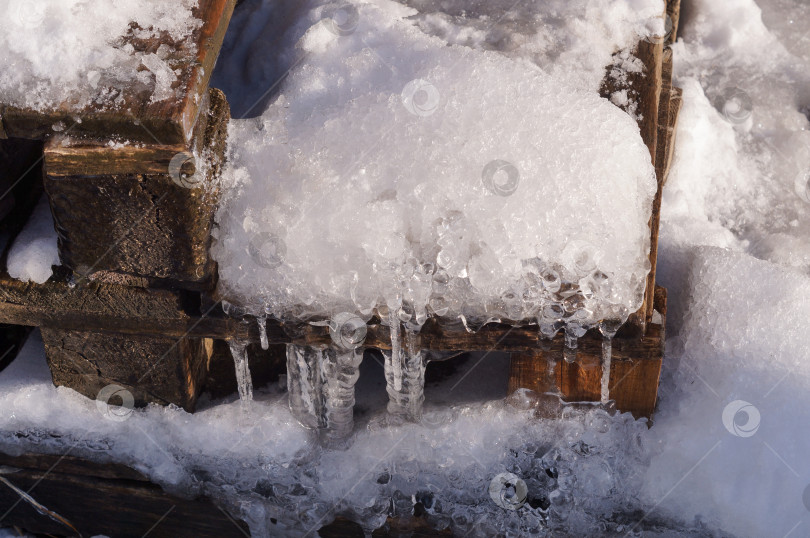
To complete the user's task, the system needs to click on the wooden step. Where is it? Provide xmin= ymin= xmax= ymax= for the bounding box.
xmin=0 ymin=0 xmax=237 ymax=145
xmin=42 ymin=87 xmax=229 ymax=290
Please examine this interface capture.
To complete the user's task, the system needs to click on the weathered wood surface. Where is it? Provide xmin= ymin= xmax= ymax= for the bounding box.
xmin=508 ymin=286 xmax=666 ymax=419
xmin=41 ymin=327 xmax=213 ymax=411
xmin=667 ymin=0 xmax=681 ymax=44
xmin=0 ymin=255 xmax=665 ymax=356
xmin=43 ymin=88 xmax=229 ymax=290
xmin=0 ymin=451 xmax=250 ymax=537
xmin=643 ymin=47 xmax=682 ymax=322
xmin=600 ymin=29 xmax=664 ymax=333
xmin=0 ymin=0 xmax=237 ymax=144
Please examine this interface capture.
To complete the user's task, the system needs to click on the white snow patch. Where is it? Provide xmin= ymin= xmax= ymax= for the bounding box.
xmin=7 ymin=197 xmax=59 ymax=285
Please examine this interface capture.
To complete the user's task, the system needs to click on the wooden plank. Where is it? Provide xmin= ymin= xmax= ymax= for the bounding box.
xmin=0 ymin=451 xmax=249 ymax=537
xmin=42 ymin=88 xmax=229 ymax=289
xmin=643 ymin=47 xmax=674 ymax=323
xmin=41 ymin=328 xmax=213 ymax=411
xmin=667 ymin=0 xmax=681 ymax=44
xmin=507 ymin=286 xmax=666 ymax=419
xmin=601 ymin=29 xmax=665 ymax=333
xmin=0 ymin=261 xmax=666 ymax=355
xmin=0 ymin=0 xmax=236 ymax=144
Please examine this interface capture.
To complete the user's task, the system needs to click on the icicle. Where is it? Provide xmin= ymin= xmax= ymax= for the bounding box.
xmin=257 ymin=315 xmax=269 ymax=350
xmin=562 ymin=321 xmax=589 ymax=364
xmin=228 ymin=340 xmax=253 ymax=410
xmin=546 ymin=354 xmax=559 ymax=395
xmin=600 ymin=336 xmax=612 ymax=404
xmin=384 ymin=329 xmax=426 ymax=421
xmin=286 ymin=344 xmax=364 ymax=438
xmin=321 ymin=348 xmax=363 ymax=439
xmin=563 ymin=324 xmax=579 ymax=364
xmin=598 ymin=320 xmax=622 ymax=405
xmin=388 ymin=309 xmax=403 ymax=391
xmin=286 ymin=344 xmax=324 ymax=429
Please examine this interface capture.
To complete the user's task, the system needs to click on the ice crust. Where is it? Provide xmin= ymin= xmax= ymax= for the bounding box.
xmin=211 ymin=0 xmax=659 ymax=333
xmin=0 ymin=336 xmax=714 ymax=537
xmin=0 ymin=0 xmax=201 ymax=110
xmin=6 ymin=197 xmax=59 ymax=285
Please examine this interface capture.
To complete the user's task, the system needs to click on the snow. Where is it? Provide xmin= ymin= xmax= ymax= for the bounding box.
xmin=211 ymin=0 xmax=661 ymax=338
xmin=6 ymin=197 xmax=59 ymax=285
xmin=0 ymin=0 xmax=201 ymax=110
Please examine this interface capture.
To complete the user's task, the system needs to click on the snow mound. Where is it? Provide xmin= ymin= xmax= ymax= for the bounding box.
xmin=212 ymin=0 xmax=659 ymax=336
xmin=6 ymin=197 xmax=59 ymax=285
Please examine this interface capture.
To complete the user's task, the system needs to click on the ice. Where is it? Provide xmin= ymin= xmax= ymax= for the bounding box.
xmin=383 ymin=330 xmax=426 ymax=421
xmin=7 ymin=197 xmax=59 ymax=285
xmin=286 ymin=344 xmax=324 ymax=429
xmin=211 ymin=0 xmax=660 ymax=341
xmin=227 ymin=340 xmax=253 ymax=409
xmin=0 ymin=0 xmax=201 ymax=110
xmin=598 ymin=320 xmax=622 ymax=404
xmin=256 ymin=315 xmax=269 ymax=350
xmin=285 ymin=344 xmax=363 ymax=438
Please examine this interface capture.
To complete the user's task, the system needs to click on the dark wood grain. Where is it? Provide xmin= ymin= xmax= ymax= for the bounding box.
xmin=507 ymin=287 xmax=666 ymax=419
xmin=0 ymin=451 xmax=249 ymax=537
xmin=42 ymin=88 xmax=229 ymax=289
xmin=667 ymin=0 xmax=681 ymax=44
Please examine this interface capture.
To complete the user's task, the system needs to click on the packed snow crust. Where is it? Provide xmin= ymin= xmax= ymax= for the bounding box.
xmin=0 ymin=0 xmax=201 ymax=110
xmin=211 ymin=0 xmax=661 ymax=334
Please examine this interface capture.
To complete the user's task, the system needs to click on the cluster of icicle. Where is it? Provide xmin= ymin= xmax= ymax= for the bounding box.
xmin=223 ymin=264 xmax=632 ymax=438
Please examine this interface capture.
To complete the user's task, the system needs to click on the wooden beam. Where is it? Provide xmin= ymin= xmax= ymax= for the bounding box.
xmin=0 ymin=0 xmax=236 ymax=144
xmin=0 ymin=451 xmax=250 ymax=537
xmin=507 ymin=287 xmax=666 ymax=419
